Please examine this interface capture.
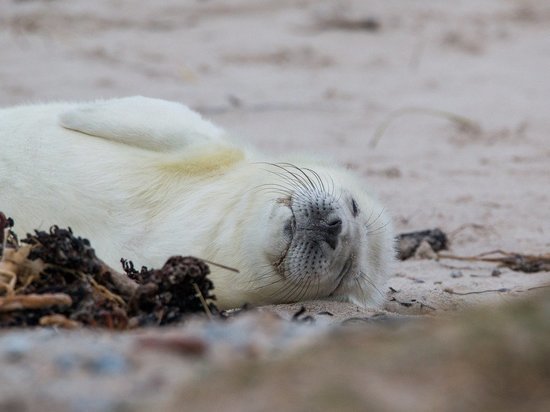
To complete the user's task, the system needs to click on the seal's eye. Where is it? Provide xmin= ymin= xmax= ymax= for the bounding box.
xmin=351 ymin=198 xmax=359 ymax=217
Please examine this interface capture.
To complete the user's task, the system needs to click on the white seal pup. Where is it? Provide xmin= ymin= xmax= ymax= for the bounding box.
xmin=0 ymin=96 xmax=394 ymax=309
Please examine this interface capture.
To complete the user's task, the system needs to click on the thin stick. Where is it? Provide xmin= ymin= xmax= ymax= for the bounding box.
xmin=192 ymin=283 xmax=212 ymax=320
xmin=1 ymin=228 xmax=8 ymax=254
xmin=198 ymin=258 xmax=240 ymax=273
xmin=96 ymin=259 xmax=139 ymax=299
xmin=527 ymin=285 xmax=550 ymax=291
xmin=444 ymin=287 xmax=510 ymax=296
xmin=369 ymin=107 xmax=481 ymax=148
xmin=437 ymin=251 xmax=550 ymax=271
xmin=89 ymin=277 xmax=126 ymax=306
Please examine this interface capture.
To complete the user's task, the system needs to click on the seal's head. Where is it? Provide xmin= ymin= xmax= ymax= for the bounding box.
xmin=235 ymin=162 xmax=395 ymax=308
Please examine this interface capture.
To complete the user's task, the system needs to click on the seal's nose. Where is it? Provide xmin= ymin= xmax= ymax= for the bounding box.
xmin=321 ymin=217 xmax=342 ymax=249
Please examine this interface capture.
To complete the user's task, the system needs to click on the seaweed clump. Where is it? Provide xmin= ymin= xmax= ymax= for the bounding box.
xmin=0 ymin=217 xmax=217 ymax=329
xmin=124 ymin=257 xmax=217 ymax=327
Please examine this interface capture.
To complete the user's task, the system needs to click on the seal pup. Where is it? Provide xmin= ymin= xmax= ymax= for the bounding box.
xmin=0 ymin=96 xmax=394 ymax=309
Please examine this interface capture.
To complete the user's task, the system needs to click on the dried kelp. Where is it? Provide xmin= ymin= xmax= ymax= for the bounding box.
xmin=124 ymin=256 xmax=217 ymax=326
xmin=0 ymin=218 xmax=217 ymax=329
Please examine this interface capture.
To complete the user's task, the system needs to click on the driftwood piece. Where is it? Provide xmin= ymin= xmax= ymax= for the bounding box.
xmin=39 ymin=314 xmax=81 ymax=329
xmin=0 ymin=293 xmax=72 ymax=312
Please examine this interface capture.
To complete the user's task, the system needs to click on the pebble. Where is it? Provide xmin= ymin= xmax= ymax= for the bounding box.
xmin=2 ymin=335 xmax=33 ymax=362
xmin=54 ymin=353 xmax=79 ymax=372
xmin=54 ymin=352 xmax=129 ymax=375
xmin=84 ymin=353 xmax=129 ymax=375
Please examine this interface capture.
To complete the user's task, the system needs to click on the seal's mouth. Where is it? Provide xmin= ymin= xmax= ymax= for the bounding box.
xmin=273 ymin=213 xmax=296 ymax=278
xmin=329 ymin=256 xmax=353 ymax=296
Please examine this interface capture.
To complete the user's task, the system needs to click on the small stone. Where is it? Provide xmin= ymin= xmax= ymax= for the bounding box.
xmin=54 ymin=353 xmax=79 ymax=372
xmin=491 ymin=269 xmax=502 ymax=277
xmin=451 ymin=270 xmax=463 ymax=278
xmin=85 ymin=353 xmax=129 ymax=375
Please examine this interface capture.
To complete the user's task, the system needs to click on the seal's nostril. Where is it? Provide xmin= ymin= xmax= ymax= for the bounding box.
xmin=328 ymin=218 xmax=342 ymax=227
xmin=323 ymin=217 xmax=342 ymax=249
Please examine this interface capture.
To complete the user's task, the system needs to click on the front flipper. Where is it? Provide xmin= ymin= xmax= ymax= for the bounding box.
xmin=59 ymin=96 xmax=227 ymax=152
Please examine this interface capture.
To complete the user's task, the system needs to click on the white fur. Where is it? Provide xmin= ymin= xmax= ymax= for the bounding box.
xmin=0 ymin=97 xmax=394 ymax=309
xmin=59 ymin=96 xmax=227 ymax=151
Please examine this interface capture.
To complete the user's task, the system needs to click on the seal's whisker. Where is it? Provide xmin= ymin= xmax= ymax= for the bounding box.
xmin=244 ymin=182 xmax=292 ymax=198
xmin=251 ymin=262 xmax=294 ymax=289
xmin=300 ymin=272 xmax=316 ymax=302
xmin=266 ymin=170 xmax=320 ymax=205
xmin=258 ymin=163 xmax=336 ymax=208
xmin=253 ymin=276 xmax=286 ymax=293
xmin=292 ymin=186 xmax=321 ymax=207
xmin=365 ymin=209 xmax=388 ymax=238
xmin=251 ymin=262 xmax=283 ymax=280
xmin=276 ymin=163 xmax=314 ymax=189
xmin=256 ymin=162 xmax=304 ymax=190
xmin=252 ymin=183 xmax=293 ymax=193
xmin=328 ymin=174 xmax=336 ymax=198
xmin=279 ymin=163 xmax=319 ymax=194
xmin=364 ymin=208 xmax=378 ymax=233
xmin=356 ymin=271 xmax=387 ymax=301
xmin=269 ymin=280 xmax=293 ymax=301
xmin=288 ymin=275 xmax=307 ymax=303
xmin=264 ymin=169 xmax=305 ymax=192
xmin=251 ymin=187 xmax=291 ymax=197
xmin=275 ymin=164 xmax=325 ymax=205
xmin=251 ymin=183 xmax=293 ymax=198
xmin=335 ymin=186 xmax=344 ymax=204
xmin=367 ymin=221 xmax=391 ymax=236
xmin=268 ymin=163 xmax=312 ymax=193
xmin=302 ymin=167 xmax=326 ymax=194
xmin=275 ymin=267 xmax=306 ymax=302
xmin=249 ymin=267 xmax=287 ymax=292
xmin=365 ymin=207 xmax=386 ymax=230
xmin=354 ymin=277 xmax=369 ymax=305
xmin=284 ymin=279 xmax=307 ymax=302
xmin=298 ymin=275 xmax=314 ymax=302
xmin=315 ymin=272 xmax=321 ymax=297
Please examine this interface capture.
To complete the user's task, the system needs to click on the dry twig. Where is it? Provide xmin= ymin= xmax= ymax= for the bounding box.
xmin=438 ymin=250 xmax=550 ymax=273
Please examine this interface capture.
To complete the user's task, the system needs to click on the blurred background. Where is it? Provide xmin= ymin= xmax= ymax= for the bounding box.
xmin=1 ymin=0 xmax=549 ymax=252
